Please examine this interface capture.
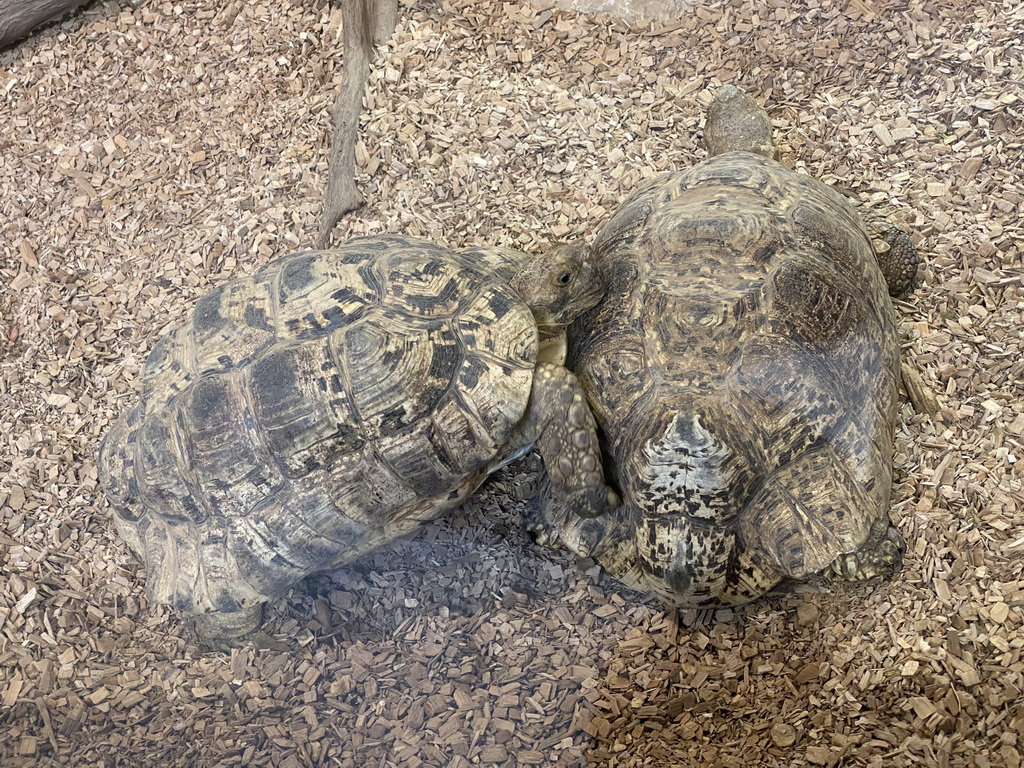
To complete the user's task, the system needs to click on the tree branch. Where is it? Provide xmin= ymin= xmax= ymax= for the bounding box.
xmin=316 ymin=0 xmax=399 ymax=249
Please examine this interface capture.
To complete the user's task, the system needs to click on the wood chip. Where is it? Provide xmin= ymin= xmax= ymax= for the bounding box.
xmin=770 ymin=723 xmax=797 ymax=747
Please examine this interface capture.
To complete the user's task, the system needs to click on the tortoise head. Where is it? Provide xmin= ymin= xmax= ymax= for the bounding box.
xmin=510 ymin=243 xmax=606 ymax=339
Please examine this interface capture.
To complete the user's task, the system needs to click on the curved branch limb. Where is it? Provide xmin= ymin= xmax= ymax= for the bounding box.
xmin=0 ymin=0 xmax=92 ymax=49
xmin=316 ymin=0 xmax=399 ymax=248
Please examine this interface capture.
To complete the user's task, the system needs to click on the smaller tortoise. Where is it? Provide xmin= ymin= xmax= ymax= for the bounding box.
xmin=99 ymin=235 xmax=617 ymax=646
xmin=530 ymin=87 xmax=918 ymax=607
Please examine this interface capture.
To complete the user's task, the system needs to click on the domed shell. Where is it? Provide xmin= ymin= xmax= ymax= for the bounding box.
xmin=568 ymin=152 xmax=901 ymax=605
xmin=100 ymin=236 xmax=541 ymax=619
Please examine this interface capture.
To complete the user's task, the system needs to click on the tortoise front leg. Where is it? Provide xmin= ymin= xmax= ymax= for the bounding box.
xmin=862 ymin=212 xmax=919 ymax=298
xmin=519 ymin=362 xmax=623 ymax=560
xmin=520 ymin=362 xmax=619 ymax=519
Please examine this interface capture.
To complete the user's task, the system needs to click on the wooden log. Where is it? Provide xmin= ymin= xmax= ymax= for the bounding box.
xmin=316 ymin=0 xmax=399 ymax=248
xmin=0 ymin=0 xmax=92 ymax=49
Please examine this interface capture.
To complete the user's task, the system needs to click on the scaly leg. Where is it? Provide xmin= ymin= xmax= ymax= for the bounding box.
xmin=862 ymin=212 xmax=920 ymax=298
xmin=827 ymin=512 xmax=905 ymax=581
xmin=520 ymin=362 xmax=619 ymax=518
xmin=519 ymin=362 xmax=626 ymax=560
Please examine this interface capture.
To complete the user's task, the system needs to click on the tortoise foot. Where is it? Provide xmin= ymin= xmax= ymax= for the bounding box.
xmin=526 ymin=502 xmax=607 ymax=559
xmin=193 ymin=603 xmax=265 ymax=650
xmin=828 ymin=516 xmax=905 ymax=581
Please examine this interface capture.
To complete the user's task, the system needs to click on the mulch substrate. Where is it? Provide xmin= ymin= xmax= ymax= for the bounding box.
xmin=1 ymin=0 xmax=1022 ymax=765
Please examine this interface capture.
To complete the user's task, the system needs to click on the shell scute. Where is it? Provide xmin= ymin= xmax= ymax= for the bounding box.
xmin=134 ymin=410 xmax=198 ymax=522
xmin=384 ymin=255 xmax=471 ymax=319
xmin=192 ymin=274 xmax=277 ymax=371
xmin=343 ymin=320 xmax=457 ymax=438
xmin=374 ymin=419 xmax=464 ymax=498
xmin=249 ymin=340 xmax=362 ymax=477
xmin=456 ymin=285 xmax=536 ymax=364
xmin=429 ymin=392 xmax=501 ymax=473
xmin=141 ymin=326 xmax=196 ymax=411
xmin=324 ymin=445 xmax=420 ymax=526
xmin=177 ymin=374 xmax=282 ymax=519
xmin=275 ymin=251 xmax=381 ymax=340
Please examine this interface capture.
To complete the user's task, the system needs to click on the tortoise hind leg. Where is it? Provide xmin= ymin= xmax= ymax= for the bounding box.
xmin=827 ymin=512 xmax=906 ymax=582
xmin=862 ymin=212 xmax=920 ymax=298
xmin=193 ymin=603 xmax=265 ymax=650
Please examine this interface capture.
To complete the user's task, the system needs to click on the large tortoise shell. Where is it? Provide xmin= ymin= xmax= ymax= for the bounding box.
xmin=569 ymin=152 xmax=900 ymax=605
xmin=100 ymin=235 xmax=540 ymax=616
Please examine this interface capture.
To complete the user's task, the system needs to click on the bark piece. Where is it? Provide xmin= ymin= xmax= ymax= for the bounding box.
xmin=0 ymin=0 xmax=91 ymax=48
xmin=317 ymin=0 xmax=399 ymax=248
xmin=901 ymin=362 xmax=940 ymax=414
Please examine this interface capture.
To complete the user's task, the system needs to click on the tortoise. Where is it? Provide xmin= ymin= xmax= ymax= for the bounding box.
xmin=99 ymin=235 xmax=618 ymax=645
xmin=529 ymin=87 xmax=919 ymax=607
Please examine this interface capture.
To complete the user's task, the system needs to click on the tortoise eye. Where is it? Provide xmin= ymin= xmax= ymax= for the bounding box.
xmin=555 ymin=272 xmax=573 ymax=286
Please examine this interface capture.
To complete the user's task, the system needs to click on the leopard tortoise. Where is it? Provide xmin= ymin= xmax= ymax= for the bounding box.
xmin=530 ymin=87 xmax=919 ymax=607
xmin=99 ymin=235 xmax=617 ymax=645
